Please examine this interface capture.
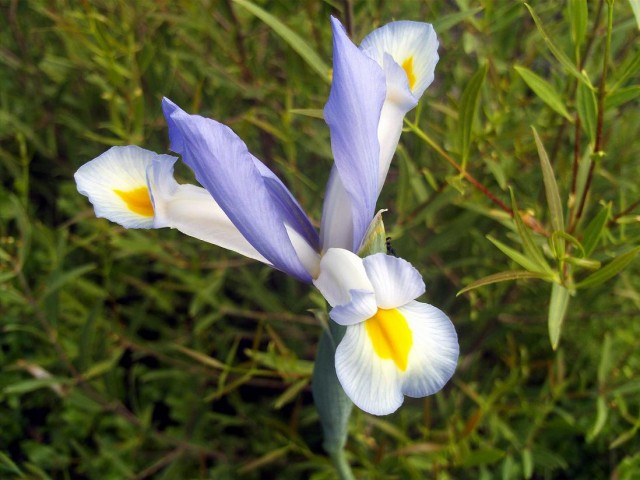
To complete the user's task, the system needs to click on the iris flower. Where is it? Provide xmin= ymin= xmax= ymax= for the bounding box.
xmin=75 ymin=17 xmax=457 ymax=415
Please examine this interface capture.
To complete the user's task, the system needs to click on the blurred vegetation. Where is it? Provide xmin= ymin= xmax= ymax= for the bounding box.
xmin=1 ymin=0 xmax=639 ymax=478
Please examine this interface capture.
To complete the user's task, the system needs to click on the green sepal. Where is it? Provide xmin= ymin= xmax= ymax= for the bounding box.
xmin=357 ymin=210 xmax=388 ymax=257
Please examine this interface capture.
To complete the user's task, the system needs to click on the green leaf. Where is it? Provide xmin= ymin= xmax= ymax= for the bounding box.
xmin=357 ymin=210 xmax=387 ymax=257
xmin=525 ymin=4 xmax=586 ymax=84
xmin=630 ymin=0 xmax=640 ymax=30
xmin=458 ymin=63 xmax=488 ymax=168
xmin=581 ymin=203 xmax=611 ymax=256
xmin=515 ymin=66 xmax=573 ymax=121
xmin=576 ymin=74 xmax=598 ymax=144
xmin=0 ymin=451 xmax=24 ymax=476
xmin=610 ymin=48 xmax=640 ymax=92
xmin=510 ymin=189 xmax=555 ymax=276
xmin=232 ymin=0 xmax=330 ymax=81
xmin=549 ymin=283 xmax=571 ymax=350
xmin=587 ymin=396 xmax=609 ymax=442
xmin=575 ymin=247 xmax=640 ymax=289
xmin=457 ymin=270 xmax=550 ymax=296
xmin=568 ymin=0 xmax=588 ymax=48
xmin=312 ymin=321 xmax=353 ymax=455
xmin=605 ymin=85 xmax=640 ymax=110
xmin=487 ymin=235 xmax=549 ymax=273
xmin=287 ymin=108 xmax=324 ymax=119
xmin=433 ymin=6 xmax=484 ymax=31
xmin=532 ymin=127 xmax=565 ymax=235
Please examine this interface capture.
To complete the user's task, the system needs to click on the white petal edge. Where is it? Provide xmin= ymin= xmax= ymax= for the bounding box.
xmin=335 ymin=322 xmax=404 ymax=415
xmin=329 ymin=289 xmax=377 ymax=326
xmin=320 ymin=167 xmax=355 ymax=252
xmin=398 ymin=301 xmax=459 ymax=398
xmin=363 ymin=253 xmax=425 ymax=309
xmin=75 ymin=146 xmax=161 ymax=229
xmin=313 ymin=248 xmax=373 ymax=307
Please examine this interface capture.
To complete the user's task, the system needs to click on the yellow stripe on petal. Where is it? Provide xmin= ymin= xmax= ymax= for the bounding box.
xmin=114 ymin=187 xmax=154 ymax=217
xmin=402 ymin=56 xmax=416 ymax=91
xmin=365 ymin=308 xmax=413 ymax=371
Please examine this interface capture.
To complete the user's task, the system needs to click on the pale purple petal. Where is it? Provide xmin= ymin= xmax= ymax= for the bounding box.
xmin=162 ymin=98 xmax=316 ymax=282
xmin=322 ymin=17 xmax=386 ymax=252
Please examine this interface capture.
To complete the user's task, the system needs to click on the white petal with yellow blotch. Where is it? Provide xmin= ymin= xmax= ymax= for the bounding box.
xmin=74 ymin=145 xmax=269 ymax=264
xmin=360 ymin=21 xmax=439 ymax=193
xmin=313 ymin=248 xmax=458 ymax=416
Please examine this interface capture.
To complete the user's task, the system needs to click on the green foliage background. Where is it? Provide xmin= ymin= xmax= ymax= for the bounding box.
xmin=1 ymin=0 xmax=639 ymax=478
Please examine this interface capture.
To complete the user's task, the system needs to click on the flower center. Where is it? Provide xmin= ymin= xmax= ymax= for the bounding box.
xmin=365 ymin=308 xmax=413 ymax=371
xmin=402 ymin=56 xmax=416 ymax=91
xmin=114 ymin=187 xmax=154 ymax=217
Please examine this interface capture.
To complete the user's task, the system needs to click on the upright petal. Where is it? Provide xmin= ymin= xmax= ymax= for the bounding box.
xmin=362 ymin=253 xmax=425 ymax=309
xmin=162 ymin=98 xmax=317 ymax=282
xmin=360 ymin=21 xmax=439 ymax=192
xmin=321 ymin=17 xmax=386 ymax=252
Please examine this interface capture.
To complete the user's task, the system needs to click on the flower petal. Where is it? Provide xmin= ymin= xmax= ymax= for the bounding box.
xmin=313 ymin=248 xmax=373 ymax=307
xmin=162 ymin=98 xmax=317 ymax=282
xmin=335 ymin=301 xmax=458 ymax=415
xmin=330 ymin=289 xmax=377 ymax=326
xmin=360 ymin=22 xmax=439 ymax=191
xmin=148 ymin=157 xmax=269 ymax=264
xmin=75 ymin=146 xmax=163 ymax=229
xmin=363 ymin=253 xmax=425 ymax=309
xmin=321 ymin=17 xmax=386 ymax=252
xmin=360 ymin=21 xmax=439 ymax=101
xmin=397 ymin=301 xmax=459 ymax=398
xmin=335 ymin=322 xmax=404 ymax=415
xmin=319 ymin=168 xmax=354 ymax=251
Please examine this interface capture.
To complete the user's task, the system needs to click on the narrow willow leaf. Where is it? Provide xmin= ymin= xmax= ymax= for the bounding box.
xmin=525 ymin=4 xmax=586 ymax=84
xmin=433 ymin=6 xmax=483 ymax=31
xmin=515 ymin=67 xmax=573 ymax=121
xmin=273 ymin=378 xmax=309 ymax=409
xmin=510 ymin=189 xmax=555 ymax=275
xmin=232 ymin=0 xmax=330 ymax=81
xmin=522 ymin=448 xmax=534 ymax=479
xmin=549 ymin=283 xmax=571 ymax=350
xmin=597 ymin=333 xmax=612 ymax=385
xmin=605 ymin=85 xmax=640 ymax=110
xmin=575 ymin=247 xmax=640 ymax=289
xmin=610 ymin=48 xmax=640 ymax=92
xmin=0 ymin=451 xmax=23 ymax=476
xmin=487 ymin=235 xmax=548 ymax=273
xmin=458 ymin=63 xmax=488 ymax=168
xmin=587 ymin=396 xmax=609 ymax=442
xmin=581 ymin=203 xmax=611 ymax=256
xmin=568 ymin=0 xmax=588 ymax=48
xmin=576 ymin=75 xmax=598 ymax=144
xmin=630 ymin=0 xmax=640 ymax=29
xmin=532 ymin=127 xmax=565 ymax=235
xmin=312 ymin=320 xmax=352 ymax=454
xmin=457 ymin=270 xmax=550 ymax=296
xmin=288 ymin=108 xmax=324 ymax=119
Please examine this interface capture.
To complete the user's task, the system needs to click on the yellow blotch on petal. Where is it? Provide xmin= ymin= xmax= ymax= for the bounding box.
xmin=402 ymin=56 xmax=416 ymax=91
xmin=365 ymin=308 xmax=413 ymax=371
xmin=114 ymin=187 xmax=154 ymax=217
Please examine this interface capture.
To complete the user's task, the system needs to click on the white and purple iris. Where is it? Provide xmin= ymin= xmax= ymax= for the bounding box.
xmin=75 ymin=17 xmax=458 ymax=416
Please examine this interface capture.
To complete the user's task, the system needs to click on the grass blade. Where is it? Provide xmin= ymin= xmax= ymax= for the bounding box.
xmin=232 ymin=0 xmax=330 ymax=81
